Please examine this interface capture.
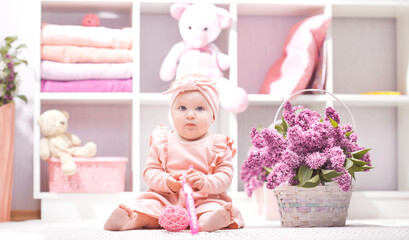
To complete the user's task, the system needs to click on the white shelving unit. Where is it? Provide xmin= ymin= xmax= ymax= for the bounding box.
xmin=34 ymin=0 xmax=409 ymax=221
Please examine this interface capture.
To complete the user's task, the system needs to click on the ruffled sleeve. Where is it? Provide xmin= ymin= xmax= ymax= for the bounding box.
xmin=199 ymin=134 xmax=235 ymax=194
xmin=143 ymin=124 xmax=173 ymax=193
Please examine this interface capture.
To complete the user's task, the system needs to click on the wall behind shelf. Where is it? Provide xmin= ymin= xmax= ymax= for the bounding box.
xmin=332 ymin=17 xmax=397 ymax=94
xmin=237 ymin=15 xmax=306 ymax=94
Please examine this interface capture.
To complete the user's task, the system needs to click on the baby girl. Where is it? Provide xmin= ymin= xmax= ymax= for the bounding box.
xmin=104 ymin=74 xmax=244 ymax=232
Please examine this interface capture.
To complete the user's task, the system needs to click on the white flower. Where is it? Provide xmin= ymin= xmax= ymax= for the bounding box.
xmin=0 ymin=59 xmax=6 ymax=71
xmin=0 ymin=59 xmax=6 ymax=79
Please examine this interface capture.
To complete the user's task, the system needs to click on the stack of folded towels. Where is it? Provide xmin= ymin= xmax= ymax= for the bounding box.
xmin=41 ymin=23 xmax=133 ymax=92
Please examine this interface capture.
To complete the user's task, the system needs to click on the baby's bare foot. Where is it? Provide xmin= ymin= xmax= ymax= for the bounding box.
xmin=104 ymin=204 xmax=139 ymax=231
xmin=199 ymin=203 xmax=232 ymax=232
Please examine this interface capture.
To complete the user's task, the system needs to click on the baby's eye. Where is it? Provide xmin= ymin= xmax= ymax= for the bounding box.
xmin=196 ymin=106 xmax=204 ymax=111
xmin=178 ymin=106 xmax=187 ymax=111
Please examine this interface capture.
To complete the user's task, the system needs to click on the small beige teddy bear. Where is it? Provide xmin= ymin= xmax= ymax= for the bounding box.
xmin=38 ymin=109 xmax=97 ymax=176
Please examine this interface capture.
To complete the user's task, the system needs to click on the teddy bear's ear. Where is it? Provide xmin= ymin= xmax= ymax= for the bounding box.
xmin=216 ymin=7 xmax=232 ymax=29
xmin=62 ymin=111 xmax=69 ymax=120
xmin=170 ymin=3 xmax=190 ymax=20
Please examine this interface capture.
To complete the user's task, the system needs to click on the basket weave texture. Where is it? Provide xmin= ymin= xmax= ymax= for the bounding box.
xmin=48 ymin=157 xmax=127 ymax=193
xmin=273 ymin=183 xmax=352 ymax=227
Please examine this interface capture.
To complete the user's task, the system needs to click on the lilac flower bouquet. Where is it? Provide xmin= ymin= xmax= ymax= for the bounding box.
xmin=0 ymin=36 xmax=27 ymax=106
xmin=241 ymin=101 xmax=372 ymax=197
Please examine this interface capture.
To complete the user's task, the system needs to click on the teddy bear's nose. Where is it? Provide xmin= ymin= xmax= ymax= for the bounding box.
xmin=60 ymin=121 xmax=65 ymax=125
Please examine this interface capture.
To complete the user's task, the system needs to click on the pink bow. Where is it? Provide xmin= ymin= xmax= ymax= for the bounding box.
xmin=162 ymin=75 xmax=219 ymax=120
xmin=161 ymin=78 xmax=216 ymax=96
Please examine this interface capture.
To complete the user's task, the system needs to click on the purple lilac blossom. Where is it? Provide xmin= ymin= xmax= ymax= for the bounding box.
xmin=250 ymin=128 xmax=265 ymax=148
xmin=325 ymin=146 xmax=346 ymax=171
xmin=334 ymin=169 xmax=352 ymax=191
xmin=266 ymin=162 xmax=294 ymax=189
xmin=305 ymin=152 xmax=327 ymax=169
xmin=244 ymin=175 xmax=264 ymax=197
xmin=325 ymin=107 xmax=340 ymax=123
xmin=242 ymin=103 xmax=371 ymax=195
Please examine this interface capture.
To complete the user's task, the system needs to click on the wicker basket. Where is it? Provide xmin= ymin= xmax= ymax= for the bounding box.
xmin=48 ymin=157 xmax=127 ymax=193
xmin=271 ymin=89 xmax=355 ymax=227
xmin=273 ymin=183 xmax=352 ymax=227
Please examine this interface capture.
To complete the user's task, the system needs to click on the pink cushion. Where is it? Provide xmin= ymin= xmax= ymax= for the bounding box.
xmin=259 ymin=14 xmax=331 ymax=97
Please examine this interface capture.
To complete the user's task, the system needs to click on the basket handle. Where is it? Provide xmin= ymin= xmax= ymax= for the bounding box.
xmin=272 ymin=89 xmax=357 ymax=132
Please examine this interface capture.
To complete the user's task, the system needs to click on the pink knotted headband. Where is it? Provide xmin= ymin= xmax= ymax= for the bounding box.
xmin=162 ymin=74 xmax=219 ymax=120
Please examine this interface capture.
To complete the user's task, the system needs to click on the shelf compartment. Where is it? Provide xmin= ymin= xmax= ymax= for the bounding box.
xmin=41 ymin=0 xmax=133 ymax=28
xmin=39 ymin=103 xmax=133 ymax=193
xmin=237 ymin=4 xmax=327 ymax=94
xmin=139 ymin=3 xmax=231 ymax=93
xmin=331 ymin=3 xmax=409 ymax=95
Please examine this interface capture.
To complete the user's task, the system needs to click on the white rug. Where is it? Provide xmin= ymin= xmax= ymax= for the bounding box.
xmin=1 ymin=219 xmax=409 ymax=240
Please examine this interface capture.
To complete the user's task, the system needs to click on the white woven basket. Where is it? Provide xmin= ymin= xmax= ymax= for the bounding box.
xmin=273 ymin=183 xmax=352 ymax=227
xmin=271 ymin=89 xmax=355 ymax=227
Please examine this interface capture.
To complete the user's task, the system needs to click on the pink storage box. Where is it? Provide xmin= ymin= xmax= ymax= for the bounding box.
xmin=48 ymin=157 xmax=128 ymax=193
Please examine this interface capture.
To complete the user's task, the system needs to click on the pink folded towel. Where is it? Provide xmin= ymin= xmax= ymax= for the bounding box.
xmin=41 ymin=45 xmax=133 ymax=63
xmin=41 ymin=61 xmax=133 ymax=80
xmin=41 ymin=79 xmax=132 ymax=92
xmin=41 ymin=23 xmax=133 ymax=49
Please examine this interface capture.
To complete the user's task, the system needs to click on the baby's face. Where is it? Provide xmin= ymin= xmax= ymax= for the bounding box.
xmin=171 ymin=90 xmax=214 ymax=141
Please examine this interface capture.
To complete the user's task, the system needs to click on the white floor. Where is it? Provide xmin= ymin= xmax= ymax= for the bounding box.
xmin=1 ymin=218 xmax=409 ymax=240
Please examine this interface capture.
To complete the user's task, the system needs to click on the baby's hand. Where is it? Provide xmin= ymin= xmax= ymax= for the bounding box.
xmin=166 ymin=172 xmax=182 ymax=193
xmin=186 ymin=168 xmax=204 ymax=191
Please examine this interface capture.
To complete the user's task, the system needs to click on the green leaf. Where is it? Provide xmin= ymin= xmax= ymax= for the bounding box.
xmin=350 ymin=158 xmax=370 ymax=167
xmin=351 ymin=149 xmax=371 ymax=159
xmin=298 ymin=166 xmax=313 ymax=186
xmin=1 ymin=45 xmax=10 ymax=56
xmin=329 ymin=117 xmax=338 ymax=128
xmin=281 ymin=116 xmax=288 ymax=133
xmin=344 ymin=158 xmax=353 ymax=170
xmin=320 ymin=169 xmax=344 ymax=180
xmin=16 ymin=43 xmax=27 ymax=50
xmin=319 ymin=174 xmax=333 ymax=182
xmin=348 ymin=168 xmax=356 ymax=180
xmin=5 ymin=36 xmax=17 ymax=44
xmin=14 ymin=59 xmax=27 ymax=66
xmin=300 ymin=174 xmax=321 ymax=188
xmin=263 ymin=167 xmax=272 ymax=174
xmin=17 ymin=95 xmax=27 ymax=103
xmin=345 ymin=131 xmax=353 ymax=137
xmin=275 ymin=124 xmax=285 ymax=135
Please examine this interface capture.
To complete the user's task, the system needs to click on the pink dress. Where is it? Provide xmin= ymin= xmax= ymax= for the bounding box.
xmin=126 ymin=125 xmax=244 ymax=229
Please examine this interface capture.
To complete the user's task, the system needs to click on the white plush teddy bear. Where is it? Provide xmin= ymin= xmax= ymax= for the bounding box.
xmin=160 ymin=2 xmax=249 ymax=113
xmin=38 ymin=109 xmax=97 ymax=176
